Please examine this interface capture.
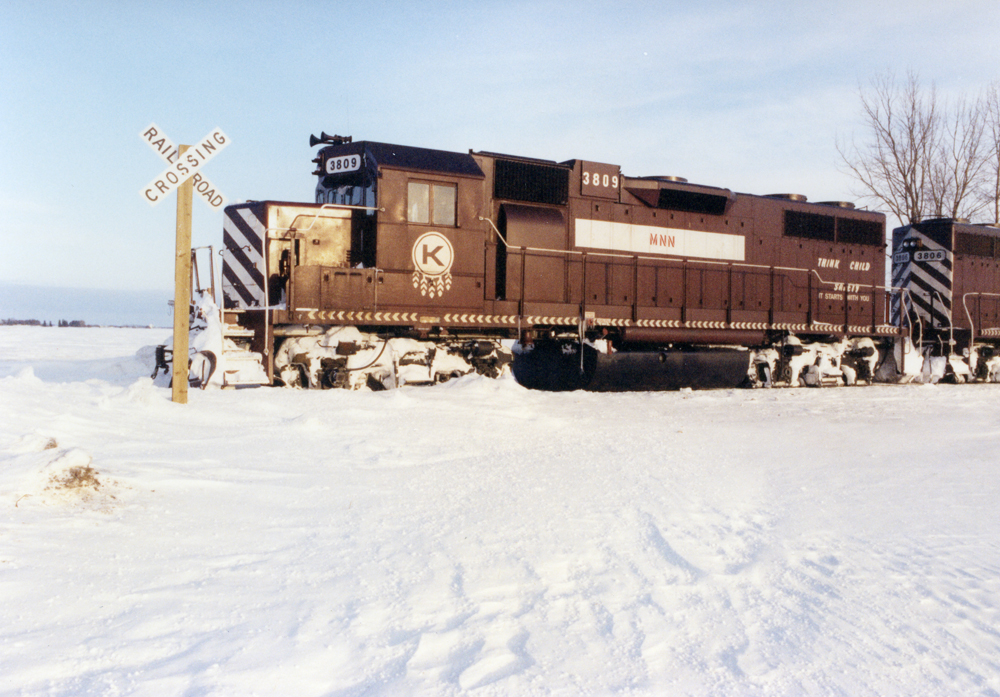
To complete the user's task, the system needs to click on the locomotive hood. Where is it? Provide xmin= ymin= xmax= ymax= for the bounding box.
xmin=314 ymin=140 xmax=485 ymax=184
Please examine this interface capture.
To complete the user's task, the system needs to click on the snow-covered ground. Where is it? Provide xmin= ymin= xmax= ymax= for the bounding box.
xmin=1 ymin=326 xmax=999 ymax=697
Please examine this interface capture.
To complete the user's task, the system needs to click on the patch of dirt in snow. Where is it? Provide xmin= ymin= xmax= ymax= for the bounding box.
xmin=12 ymin=443 xmax=127 ymax=513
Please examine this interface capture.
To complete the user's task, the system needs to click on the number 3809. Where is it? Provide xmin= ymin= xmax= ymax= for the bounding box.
xmin=583 ymin=171 xmax=619 ymax=188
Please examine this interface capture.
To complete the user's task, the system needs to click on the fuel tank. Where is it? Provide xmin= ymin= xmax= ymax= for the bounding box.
xmin=512 ymin=341 xmax=751 ymax=391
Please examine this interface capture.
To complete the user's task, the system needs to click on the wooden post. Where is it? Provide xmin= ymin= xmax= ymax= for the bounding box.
xmin=172 ymin=145 xmax=193 ymax=404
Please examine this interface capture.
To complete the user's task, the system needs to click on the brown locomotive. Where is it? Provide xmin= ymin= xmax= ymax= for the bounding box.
xmin=891 ymin=217 xmax=1000 ymax=382
xmin=156 ymin=133 xmax=1000 ymax=390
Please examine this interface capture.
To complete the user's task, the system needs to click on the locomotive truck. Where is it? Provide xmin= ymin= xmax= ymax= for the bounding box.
xmin=154 ymin=133 xmax=1000 ymax=391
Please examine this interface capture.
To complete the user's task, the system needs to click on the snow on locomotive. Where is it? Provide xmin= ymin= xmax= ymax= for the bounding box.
xmin=158 ymin=133 xmax=1000 ymax=390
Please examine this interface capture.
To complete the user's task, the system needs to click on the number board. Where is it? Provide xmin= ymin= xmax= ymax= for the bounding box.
xmin=325 ymin=153 xmax=362 ymax=175
xmin=580 ymin=161 xmax=621 ymax=199
xmin=914 ymin=250 xmax=947 ymax=263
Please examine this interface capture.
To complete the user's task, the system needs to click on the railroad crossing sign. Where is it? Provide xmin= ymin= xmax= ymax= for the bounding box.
xmin=140 ymin=123 xmax=229 ymax=209
xmin=139 ymin=123 xmax=230 ymax=405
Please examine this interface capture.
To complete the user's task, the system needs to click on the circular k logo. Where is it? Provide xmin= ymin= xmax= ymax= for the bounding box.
xmin=411 ymin=232 xmax=455 ymax=298
xmin=412 ymin=232 xmax=454 ymax=276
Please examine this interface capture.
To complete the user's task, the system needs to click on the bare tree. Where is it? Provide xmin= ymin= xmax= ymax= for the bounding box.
xmin=838 ymin=71 xmax=1000 ymax=225
xmin=838 ymin=71 xmax=939 ymax=225
xmin=980 ymin=81 xmax=1000 ymax=223
xmin=927 ymin=93 xmax=989 ymax=221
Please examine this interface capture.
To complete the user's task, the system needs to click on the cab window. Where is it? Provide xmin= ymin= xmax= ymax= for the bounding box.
xmin=408 ymin=182 xmax=456 ymax=226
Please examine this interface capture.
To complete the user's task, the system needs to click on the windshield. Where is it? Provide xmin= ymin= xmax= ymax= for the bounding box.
xmin=316 ymin=149 xmax=376 ymax=210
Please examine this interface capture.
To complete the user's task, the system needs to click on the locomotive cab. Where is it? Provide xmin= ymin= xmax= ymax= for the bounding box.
xmin=312 ymin=138 xmax=489 ymax=315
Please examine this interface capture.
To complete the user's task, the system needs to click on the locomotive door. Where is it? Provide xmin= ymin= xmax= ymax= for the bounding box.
xmin=285 ymin=211 xmax=378 ymax=312
xmin=498 ymin=204 xmax=567 ymax=304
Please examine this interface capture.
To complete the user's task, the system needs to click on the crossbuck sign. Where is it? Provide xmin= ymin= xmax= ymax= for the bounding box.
xmin=140 ymin=123 xmax=229 ymax=209
xmin=139 ymin=123 xmax=230 ymax=405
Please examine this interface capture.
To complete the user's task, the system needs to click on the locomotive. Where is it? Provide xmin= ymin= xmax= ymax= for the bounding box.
xmin=156 ymin=133 xmax=1000 ymax=390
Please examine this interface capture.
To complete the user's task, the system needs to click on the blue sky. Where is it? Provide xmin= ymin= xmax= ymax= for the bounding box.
xmin=2 ymin=0 xmax=999 ymax=294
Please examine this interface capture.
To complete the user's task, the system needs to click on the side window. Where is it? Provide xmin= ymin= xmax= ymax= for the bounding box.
xmin=433 ymin=184 xmax=456 ymax=226
xmin=408 ymin=182 xmax=430 ymax=223
xmin=408 ymin=181 xmax=456 ymax=226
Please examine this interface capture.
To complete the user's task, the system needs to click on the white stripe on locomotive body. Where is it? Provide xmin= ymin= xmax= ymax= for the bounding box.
xmin=221 ymin=231 xmax=264 ymax=308
xmin=907 ymin=233 xmax=952 ymax=299
xmin=232 ymin=208 xmax=266 ymax=272
xmin=891 ymin=226 xmax=954 ymax=328
xmin=223 ymin=247 xmax=264 ymax=305
xmin=222 ymin=206 xmax=267 ymax=309
xmin=574 ymin=218 xmax=745 ymax=262
xmin=890 ymin=233 xmax=915 ymax=326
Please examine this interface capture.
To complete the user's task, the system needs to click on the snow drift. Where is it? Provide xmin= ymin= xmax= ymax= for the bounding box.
xmin=1 ymin=326 xmax=999 ymax=696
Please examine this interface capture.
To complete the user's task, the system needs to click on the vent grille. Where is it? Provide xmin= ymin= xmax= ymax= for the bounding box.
xmin=785 ymin=211 xmax=835 ymax=241
xmin=784 ymin=211 xmax=883 ymax=247
xmin=493 ymin=159 xmax=569 ymax=206
xmin=837 ymin=218 xmax=882 ymax=246
xmin=656 ymin=188 xmax=730 ymax=215
xmin=956 ymin=232 xmax=995 ymax=257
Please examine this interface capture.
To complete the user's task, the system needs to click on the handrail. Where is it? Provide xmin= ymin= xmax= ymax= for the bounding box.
xmin=190 ymin=245 xmax=216 ymax=298
xmin=963 ymin=291 xmax=1000 ymax=342
xmin=929 ymin=290 xmax=954 ymax=352
xmin=479 ymin=214 xmax=910 ymax=336
xmin=481 ymin=215 xmax=901 ymax=294
xmin=896 ymin=287 xmax=921 ymax=353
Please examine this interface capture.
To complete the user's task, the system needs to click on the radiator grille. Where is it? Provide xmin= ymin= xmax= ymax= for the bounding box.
xmin=956 ymin=232 xmax=995 ymax=257
xmin=784 ymin=211 xmax=835 ymax=241
xmin=493 ymin=159 xmax=569 ymax=206
xmin=837 ymin=218 xmax=882 ymax=246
